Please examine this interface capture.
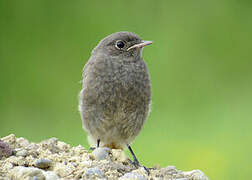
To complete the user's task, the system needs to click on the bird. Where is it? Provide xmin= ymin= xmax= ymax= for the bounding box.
xmin=79 ymin=31 xmax=152 ymax=169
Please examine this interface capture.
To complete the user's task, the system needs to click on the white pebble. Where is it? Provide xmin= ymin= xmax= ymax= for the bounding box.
xmin=119 ymin=172 xmax=146 ymax=180
xmin=43 ymin=171 xmax=60 ymax=180
xmin=10 ymin=166 xmax=45 ymax=180
xmin=85 ymin=167 xmax=104 ymax=178
xmin=16 ymin=149 xmax=27 ymax=157
xmin=91 ymin=147 xmax=111 ymax=161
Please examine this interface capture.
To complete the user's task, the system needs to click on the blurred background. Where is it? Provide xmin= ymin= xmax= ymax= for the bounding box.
xmin=0 ymin=0 xmax=251 ymax=179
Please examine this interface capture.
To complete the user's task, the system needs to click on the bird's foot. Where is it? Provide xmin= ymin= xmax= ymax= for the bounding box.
xmin=127 ymin=144 xmax=153 ymax=175
xmin=128 ymin=159 xmax=151 ymax=175
xmin=88 ymin=147 xmax=96 ymax=152
xmin=88 ymin=139 xmax=101 ymax=152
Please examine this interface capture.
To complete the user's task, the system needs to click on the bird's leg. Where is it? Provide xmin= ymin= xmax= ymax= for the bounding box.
xmin=127 ymin=145 xmax=140 ymax=166
xmin=96 ymin=139 xmax=100 ymax=148
xmin=89 ymin=139 xmax=100 ymax=151
xmin=127 ymin=144 xmax=150 ymax=175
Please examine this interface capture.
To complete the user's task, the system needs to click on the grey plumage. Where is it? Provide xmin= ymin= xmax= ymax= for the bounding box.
xmin=79 ymin=31 xmax=152 ymax=149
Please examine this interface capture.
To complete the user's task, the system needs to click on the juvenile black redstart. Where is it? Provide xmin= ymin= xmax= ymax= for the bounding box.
xmin=79 ymin=31 xmax=152 ymax=169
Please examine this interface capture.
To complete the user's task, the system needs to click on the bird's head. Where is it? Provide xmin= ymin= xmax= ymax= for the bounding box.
xmin=92 ymin=31 xmax=152 ymax=62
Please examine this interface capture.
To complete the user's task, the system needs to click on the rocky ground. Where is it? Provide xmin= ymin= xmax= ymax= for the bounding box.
xmin=0 ymin=134 xmax=209 ymax=180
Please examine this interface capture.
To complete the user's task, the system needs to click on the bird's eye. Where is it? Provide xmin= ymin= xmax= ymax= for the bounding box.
xmin=115 ymin=40 xmax=125 ymax=49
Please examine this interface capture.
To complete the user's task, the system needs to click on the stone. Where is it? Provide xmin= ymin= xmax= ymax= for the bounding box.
xmin=54 ymin=162 xmax=75 ymax=177
xmin=35 ymin=158 xmax=52 ymax=169
xmin=159 ymin=165 xmax=178 ymax=177
xmin=91 ymin=147 xmax=111 ymax=161
xmin=0 ymin=140 xmax=13 ymax=158
xmin=1 ymin=134 xmax=16 ymax=145
xmin=39 ymin=138 xmax=60 ymax=153
xmin=111 ymin=149 xmax=128 ymax=162
xmin=3 ymin=162 xmax=14 ymax=169
xmin=85 ymin=167 xmax=104 ymax=179
xmin=16 ymin=137 xmax=30 ymax=148
xmin=57 ymin=141 xmax=70 ymax=151
xmin=0 ymin=177 xmax=11 ymax=180
xmin=42 ymin=171 xmax=60 ymax=180
xmin=183 ymin=169 xmax=209 ymax=180
xmin=119 ymin=172 xmax=147 ymax=180
xmin=10 ymin=166 xmax=45 ymax=180
xmin=15 ymin=149 xmax=27 ymax=157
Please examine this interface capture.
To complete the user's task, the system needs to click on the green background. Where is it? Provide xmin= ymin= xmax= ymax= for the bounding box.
xmin=0 ymin=1 xmax=251 ymax=179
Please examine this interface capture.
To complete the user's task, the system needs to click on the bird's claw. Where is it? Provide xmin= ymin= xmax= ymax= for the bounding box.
xmin=88 ymin=147 xmax=96 ymax=152
xmin=128 ymin=159 xmax=151 ymax=175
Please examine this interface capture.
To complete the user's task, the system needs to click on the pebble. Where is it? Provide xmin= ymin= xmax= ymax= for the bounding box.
xmin=3 ymin=162 xmax=13 ymax=169
xmin=0 ymin=140 xmax=13 ymax=158
xmin=10 ymin=166 xmax=45 ymax=180
xmin=57 ymin=141 xmax=70 ymax=151
xmin=111 ymin=149 xmax=128 ymax=162
xmin=183 ymin=169 xmax=209 ymax=180
xmin=119 ymin=172 xmax=147 ymax=180
xmin=43 ymin=171 xmax=60 ymax=180
xmin=85 ymin=167 xmax=104 ymax=178
xmin=91 ymin=147 xmax=111 ymax=161
xmin=16 ymin=137 xmax=30 ymax=147
xmin=35 ymin=158 xmax=52 ymax=169
xmin=54 ymin=162 xmax=74 ymax=177
xmin=1 ymin=134 xmax=16 ymax=144
xmin=40 ymin=138 xmax=60 ymax=153
xmin=15 ymin=149 xmax=27 ymax=157
xmin=160 ymin=165 xmax=178 ymax=176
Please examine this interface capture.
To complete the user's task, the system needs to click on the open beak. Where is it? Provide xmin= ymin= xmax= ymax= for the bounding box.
xmin=127 ymin=40 xmax=152 ymax=51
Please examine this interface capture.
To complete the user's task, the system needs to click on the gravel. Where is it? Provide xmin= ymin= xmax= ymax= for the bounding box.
xmin=0 ymin=134 xmax=209 ymax=180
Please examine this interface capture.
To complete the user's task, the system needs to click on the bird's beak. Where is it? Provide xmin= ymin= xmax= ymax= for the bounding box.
xmin=127 ymin=41 xmax=152 ymax=51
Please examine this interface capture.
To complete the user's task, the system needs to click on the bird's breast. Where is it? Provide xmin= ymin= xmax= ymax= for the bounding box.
xmin=83 ymin=57 xmax=151 ymax=107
